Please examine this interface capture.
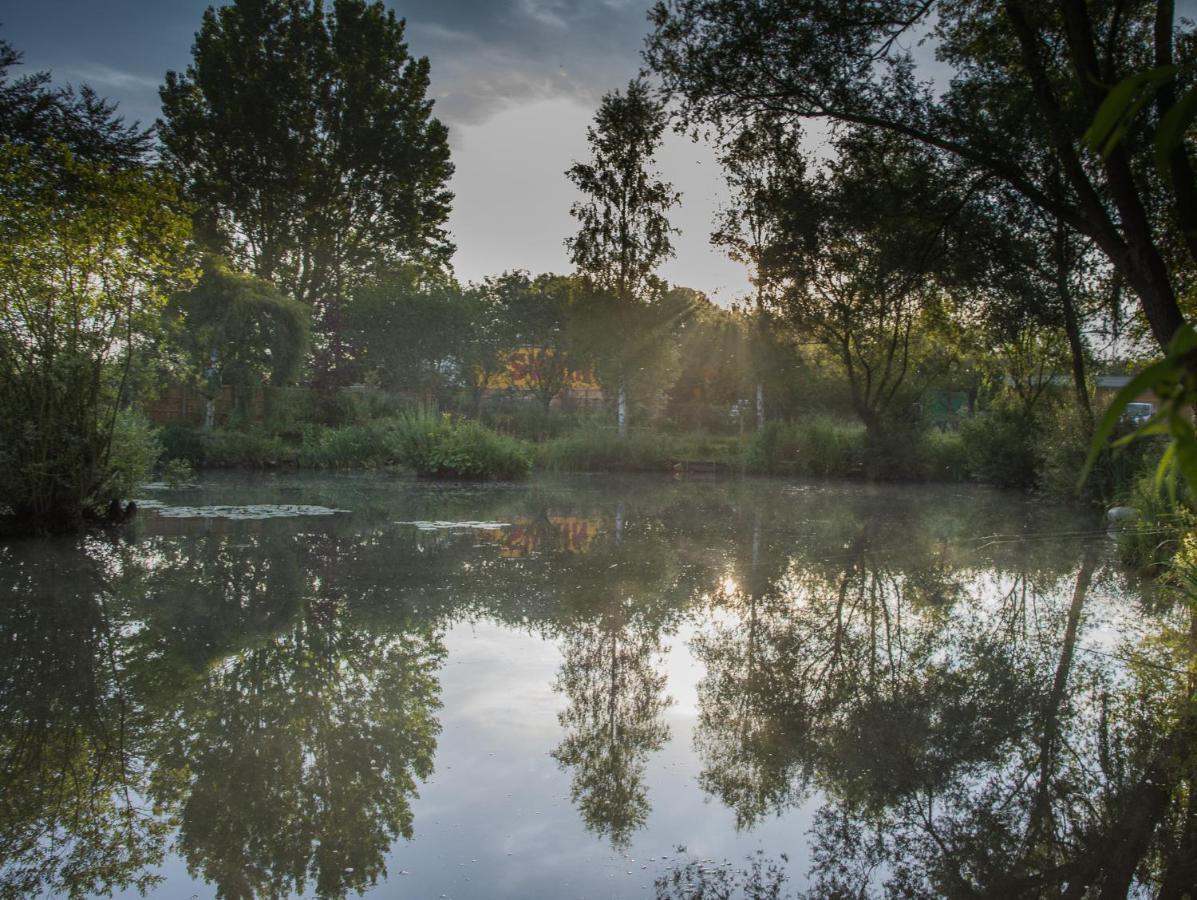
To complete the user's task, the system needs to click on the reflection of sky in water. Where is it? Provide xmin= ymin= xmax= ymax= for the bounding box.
xmin=390 ymin=620 xmax=810 ymax=899
xmin=7 ymin=471 xmax=1179 ymax=900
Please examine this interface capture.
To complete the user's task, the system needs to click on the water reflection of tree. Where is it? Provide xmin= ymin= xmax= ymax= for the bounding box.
xmin=146 ymin=598 xmax=444 ymax=900
xmin=549 ymin=512 xmax=683 ymax=849
xmin=554 ymin=614 xmax=671 ymax=847
xmin=0 ymin=546 xmax=168 ymax=898
xmin=692 ymin=518 xmax=980 ymax=829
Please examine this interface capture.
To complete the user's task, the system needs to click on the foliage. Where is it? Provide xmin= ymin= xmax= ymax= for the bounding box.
xmin=106 ymin=412 xmax=163 ymax=500
xmin=744 ymin=419 xmax=866 ymax=478
xmin=646 ymin=0 xmax=1196 ymax=354
xmin=345 ymin=268 xmax=469 ymax=401
xmin=539 ymin=427 xmax=671 ymax=472
xmin=169 ymin=255 xmax=309 ymax=389
xmin=920 ymin=429 xmax=969 ymax=484
xmin=489 ymin=271 xmax=589 ymax=412
xmin=566 ymin=79 xmax=678 ymax=305
xmin=566 ymin=79 xmax=680 ymax=433
xmin=199 ymin=428 xmax=294 ymax=468
xmin=1115 ymin=465 xmax=1193 ymax=576
xmin=960 ymin=396 xmax=1041 ymax=489
xmin=159 ymin=0 xmax=454 ymax=381
xmin=158 ymin=424 xmax=207 ymax=466
xmin=391 ymin=410 xmax=532 ymax=479
xmin=0 ymin=142 xmax=193 ymax=533
xmin=295 ymin=422 xmax=402 ymax=470
xmin=0 ymin=37 xmax=152 ymax=169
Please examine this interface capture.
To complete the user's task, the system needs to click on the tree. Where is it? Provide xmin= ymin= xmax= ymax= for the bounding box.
xmin=159 ymin=0 xmax=454 ymax=383
xmin=764 ymin=132 xmax=970 ymax=459
xmin=493 ymin=272 xmax=590 ymax=413
xmin=712 ymin=118 xmax=811 ymax=430
xmin=0 ymin=143 xmax=193 ymax=534
xmin=646 ymin=0 xmax=1197 ymax=354
xmin=169 ymin=256 xmax=310 ymax=420
xmin=0 ymin=36 xmax=152 ymax=170
xmin=345 ymin=268 xmax=468 ymax=403
xmin=566 ymin=79 xmax=680 ymax=435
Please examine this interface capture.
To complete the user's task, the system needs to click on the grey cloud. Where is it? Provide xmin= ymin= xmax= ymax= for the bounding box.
xmin=398 ymin=0 xmax=652 ymax=126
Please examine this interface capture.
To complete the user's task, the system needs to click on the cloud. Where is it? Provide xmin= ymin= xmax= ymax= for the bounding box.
xmin=58 ymin=64 xmax=160 ymax=93
xmin=400 ymin=0 xmax=652 ymax=127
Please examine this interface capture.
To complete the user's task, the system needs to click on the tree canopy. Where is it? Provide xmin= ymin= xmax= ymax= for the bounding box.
xmin=159 ymin=0 xmax=455 ymax=383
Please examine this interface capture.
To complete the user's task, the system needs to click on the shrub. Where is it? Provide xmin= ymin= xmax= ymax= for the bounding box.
xmin=1037 ymin=401 xmax=1156 ymax=504
xmin=538 ymin=427 xmax=671 ymax=471
xmin=960 ymin=399 xmax=1039 ymax=488
xmin=201 ymin=428 xmax=294 ymax=468
xmin=745 ymin=418 xmax=866 ymax=478
xmin=1114 ymin=465 xmax=1192 ymax=576
xmin=392 ymin=410 xmax=531 ymax=479
xmin=106 ymin=411 xmax=163 ymax=499
xmin=920 ymin=429 xmax=968 ymax=482
xmin=159 ymin=424 xmax=207 ymax=465
xmin=295 ymin=422 xmax=401 ymax=469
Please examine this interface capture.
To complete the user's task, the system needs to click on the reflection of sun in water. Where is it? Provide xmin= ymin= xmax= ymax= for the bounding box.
xmin=721 ymin=577 xmax=738 ymax=596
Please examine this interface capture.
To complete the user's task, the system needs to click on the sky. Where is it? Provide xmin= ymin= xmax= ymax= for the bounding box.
xmin=1 ymin=0 xmax=755 ymax=302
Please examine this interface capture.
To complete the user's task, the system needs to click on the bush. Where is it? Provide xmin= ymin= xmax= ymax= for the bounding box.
xmin=920 ymin=429 xmax=968 ymax=482
xmin=159 ymin=423 xmax=207 ymax=465
xmin=1037 ymin=401 xmax=1156 ymax=504
xmin=106 ymin=411 xmax=163 ymax=499
xmin=1114 ymin=465 xmax=1192 ymax=575
xmin=295 ymin=422 xmax=401 ymax=469
xmin=392 ymin=410 xmax=531 ymax=479
xmin=960 ymin=399 xmax=1039 ymax=488
xmin=745 ymin=418 xmax=866 ymax=477
xmin=201 ymin=428 xmax=294 ymax=468
xmin=538 ymin=427 xmax=671 ymax=471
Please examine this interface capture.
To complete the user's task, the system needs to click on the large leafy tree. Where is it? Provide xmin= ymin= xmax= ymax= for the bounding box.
xmin=712 ymin=118 xmax=812 ymax=429
xmin=646 ymin=0 xmax=1197 ymax=354
xmin=566 ymin=79 xmax=680 ymax=434
xmin=160 ymin=0 xmax=455 ymax=383
xmin=762 ymin=132 xmax=976 ymax=456
xmin=491 ymin=271 xmax=589 ymax=413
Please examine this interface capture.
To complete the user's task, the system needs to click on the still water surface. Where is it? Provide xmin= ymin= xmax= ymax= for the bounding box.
xmin=2 ymin=473 xmax=1194 ymax=898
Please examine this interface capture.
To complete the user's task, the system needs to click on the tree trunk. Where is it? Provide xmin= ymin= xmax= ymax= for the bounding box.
xmin=755 ymin=382 xmax=765 ymax=431
xmin=617 ymin=379 xmax=628 ymax=437
xmin=1056 ymin=217 xmax=1093 ymax=424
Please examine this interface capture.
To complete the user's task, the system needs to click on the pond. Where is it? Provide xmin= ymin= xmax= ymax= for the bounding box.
xmin=1 ymin=472 xmax=1194 ymax=898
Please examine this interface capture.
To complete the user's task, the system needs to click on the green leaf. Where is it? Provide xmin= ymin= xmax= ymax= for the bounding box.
xmin=1155 ymin=84 xmax=1197 ymax=177
xmin=1078 ymin=357 xmax=1172 ymax=491
xmin=1083 ymin=66 xmax=1177 ymax=157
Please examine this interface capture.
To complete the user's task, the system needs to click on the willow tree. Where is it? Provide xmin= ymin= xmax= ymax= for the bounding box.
xmin=566 ymin=79 xmax=679 ymax=435
xmin=160 ymin=0 xmax=454 ymax=384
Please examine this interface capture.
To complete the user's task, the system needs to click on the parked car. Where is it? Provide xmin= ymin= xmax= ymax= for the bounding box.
xmin=1124 ymin=401 xmax=1155 ymax=426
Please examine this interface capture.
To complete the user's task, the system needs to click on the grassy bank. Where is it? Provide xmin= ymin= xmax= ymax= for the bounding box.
xmin=152 ymin=405 xmax=1161 ymax=500
xmin=160 ymin=411 xmax=531 ymax=480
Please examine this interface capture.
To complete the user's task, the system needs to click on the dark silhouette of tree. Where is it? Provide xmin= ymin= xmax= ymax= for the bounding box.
xmin=160 ymin=0 xmax=454 ymax=383
xmin=566 ymin=79 xmax=680 ymax=435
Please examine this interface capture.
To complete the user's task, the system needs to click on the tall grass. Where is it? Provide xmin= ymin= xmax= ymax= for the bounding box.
xmin=537 ymin=426 xmax=744 ymax=472
xmin=745 ymin=418 xmax=866 ymax=477
xmin=392 ymin=409 xmax=532 ymax=479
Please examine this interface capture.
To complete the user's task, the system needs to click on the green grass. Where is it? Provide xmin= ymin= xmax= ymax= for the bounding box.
xmin=537 ymin=426 xmax=744 ymax=472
